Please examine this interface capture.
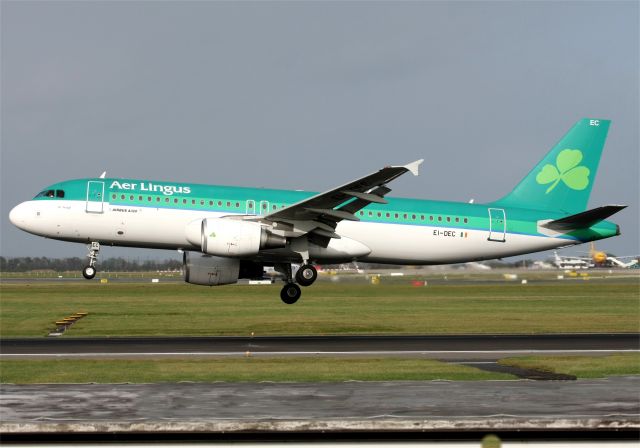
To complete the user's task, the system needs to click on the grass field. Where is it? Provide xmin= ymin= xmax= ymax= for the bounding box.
xmin=0 ymin=280 xmax=638 ymax=337
xmin=0 ymin=357 xmax=516 ymax=383
xmin=499 ymin=353 xmax=640 ymax=378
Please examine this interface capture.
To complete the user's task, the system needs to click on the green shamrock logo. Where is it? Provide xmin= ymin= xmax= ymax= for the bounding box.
xmin=536 ymin=149 xmax=590 ymax=194
xmin=209 ymin=231 xmax=216 ymax=238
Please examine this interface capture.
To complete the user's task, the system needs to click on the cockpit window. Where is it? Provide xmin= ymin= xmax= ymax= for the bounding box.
xmin=34 ymin=189 xmax=64 ymax=199
xmin=35 ymin=190 xmax=55 ymax=198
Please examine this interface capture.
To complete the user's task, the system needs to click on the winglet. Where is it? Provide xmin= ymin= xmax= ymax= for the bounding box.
xmin=404 ymin=159 xmax=424 ymax=176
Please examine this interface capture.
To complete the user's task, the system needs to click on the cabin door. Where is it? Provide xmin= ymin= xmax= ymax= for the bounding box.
xmin=488 ymin=208 xmax=506 ymax=242
xmin=86 ymin=181 xmax=105 ymax=213
xmin=246 ymin=200 xmax=256 ymax=215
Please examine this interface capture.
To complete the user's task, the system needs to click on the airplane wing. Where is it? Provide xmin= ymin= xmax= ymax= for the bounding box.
xmin=257 ymin=159 xmax=424 ymax=244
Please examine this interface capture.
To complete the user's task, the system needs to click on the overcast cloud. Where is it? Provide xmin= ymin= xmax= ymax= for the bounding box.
xmin=1 ymin=1 xmax=638 ymax=261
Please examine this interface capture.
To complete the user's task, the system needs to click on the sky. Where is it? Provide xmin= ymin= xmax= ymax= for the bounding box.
xmin=1 ymin=0 xmax=638 ymax=262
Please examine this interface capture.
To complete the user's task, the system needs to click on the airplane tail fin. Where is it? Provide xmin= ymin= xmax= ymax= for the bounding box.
xmin=492 ymin=119 xmax=610 ymax=214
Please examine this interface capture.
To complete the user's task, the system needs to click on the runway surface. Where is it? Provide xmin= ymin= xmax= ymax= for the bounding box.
xmin=3 ymin=378 xmax=639 ymax=436
xmin=1 ymin=333 xmax=638 ymax=360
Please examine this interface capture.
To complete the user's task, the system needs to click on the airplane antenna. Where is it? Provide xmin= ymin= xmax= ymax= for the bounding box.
xmin=99 ymin=171 xmax=107 ymax=179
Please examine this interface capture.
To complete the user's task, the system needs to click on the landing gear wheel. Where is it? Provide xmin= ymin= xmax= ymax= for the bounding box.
xmin=82 ymin=265 xmax=96 ymax=280
xmin=280 ymin=283 xmax=301 ymax=304
xmin=295 ymin=264 xmax=317 ymax=287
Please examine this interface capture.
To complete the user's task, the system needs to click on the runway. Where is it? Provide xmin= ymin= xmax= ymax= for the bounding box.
xmin=3 ymin=334 xmax=639 ymax=439
xmin=1 ymin=333 xmax=638 ymax=360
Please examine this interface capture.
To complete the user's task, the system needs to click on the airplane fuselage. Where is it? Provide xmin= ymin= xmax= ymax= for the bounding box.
xmin=9 ymin=177 xmax=619 ymax=265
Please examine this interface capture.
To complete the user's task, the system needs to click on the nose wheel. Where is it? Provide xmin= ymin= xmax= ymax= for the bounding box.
xmin=82 ymin=242 xmax=100 ymax=280
xmin=82 ymin=265 xmax=96 ymax=280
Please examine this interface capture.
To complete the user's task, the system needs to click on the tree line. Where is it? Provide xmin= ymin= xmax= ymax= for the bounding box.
xmin=0 ymin=257 xmax=182 ymax=272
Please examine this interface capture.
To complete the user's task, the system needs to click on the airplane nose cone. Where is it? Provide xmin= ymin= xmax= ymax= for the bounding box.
xmin=9 ymin=202 xmax=28 ymax=229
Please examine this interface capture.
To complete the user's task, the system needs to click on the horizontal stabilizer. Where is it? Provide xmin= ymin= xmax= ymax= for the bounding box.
xmin=542 ymin=205 xmax=626 ymax=231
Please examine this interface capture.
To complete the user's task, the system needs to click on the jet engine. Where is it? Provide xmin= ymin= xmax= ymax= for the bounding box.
xmin=185 ymin=218 xmax=286 ymax=257
xmin=183 ymin=252 xmax=240 ymax=286
xmin=183 ymin=252 xmax=267 ymax=286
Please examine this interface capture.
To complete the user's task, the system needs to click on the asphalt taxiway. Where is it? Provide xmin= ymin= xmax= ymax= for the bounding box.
xmin=1 ymin=333 xmax=638 ymax=360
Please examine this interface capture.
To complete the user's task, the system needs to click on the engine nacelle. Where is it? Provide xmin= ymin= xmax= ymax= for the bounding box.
xmin=183 ymin=252 xmax=267 ymax=286
xmin=185 ymin=218 xmax=286 ymax=257
xmin=183 ymin=252 xmax=240 ymax=286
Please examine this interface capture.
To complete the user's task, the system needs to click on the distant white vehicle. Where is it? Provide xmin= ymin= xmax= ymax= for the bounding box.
xmin=532 ymin=260 xmax=555 ymax=269
xmin=464 ymin=261 xmax=492 ymax=270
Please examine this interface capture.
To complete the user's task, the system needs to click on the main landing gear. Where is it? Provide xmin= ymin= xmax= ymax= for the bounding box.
xmin=82 ymin=242 xmax=100 ymax=280
xmin=276 ymin=263 xmax=317 ymax=304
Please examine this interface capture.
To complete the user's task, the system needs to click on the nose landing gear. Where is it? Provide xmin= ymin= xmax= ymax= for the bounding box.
xmin=82 ymin=242 xmax=100 ymax=280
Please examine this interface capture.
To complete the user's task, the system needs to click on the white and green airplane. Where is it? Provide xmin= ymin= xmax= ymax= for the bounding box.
xmin=9 ymin=118 xmax=625 ymax=303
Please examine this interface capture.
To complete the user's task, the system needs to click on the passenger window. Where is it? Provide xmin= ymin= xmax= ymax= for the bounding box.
xmin=183 ymin=199 xmax=187 ymax=204
xmin=430 ymin=216 xmax=433 ymax=221
xmin=138 ymin=196 xmax=142 ymax=201
xmin=165 ymin=197 xmax=170 ymax=203
xmin=121 ymin=194 xmax=126 ymax=200
xmin=201 ymin=200 xmax=205 ymax=205
xmin=236 ymin=202 xmax=240 ymax=208
xmin=446 ymin=217 xmax=450 ymax=222
xmin=377 ymin=212 xmax=381 ymax=217
xmin=209 ymin=201 xmax=213 ymax=206
xmin=368 ymin=211 xmax=372 ymax=216
xmin=192 ymin=200 xmax=196 ymax=205
xmin=403 ymin=214 xmax=408 ymax=219
xmin=218 ymin=201 xmax=222 ymax=206
xmin=455 ymin=217 xmax=459 ymax=223
xmin=129 ymin=195 xmax=134 ymax=200
xmin=438 ymin=216 xmax=442 ymax=221
xmin=412 ymin=214 xmax=416 ymax=220
xmin=394 ymin=213 xmax=398 ymax=218
xmin=420 ymin=215 xmax=424 ymax=220
xmin=156 ymin=197 xmax=160 ymax=202
xmin=464 ymin=218 xmax=468 ymax=223
xmin=148 ymin=197 xmax=152 ymax=202
xmin=360 ymin=211 xmax=364 ymax=215
xmin=174 ymin=198 xmax=178 ymax=204
xmin=386 ymin=213 xmax=390 ymax=218
xmin=112 ymin=194 xmax=116 ymax=200
xmin=227 ymin=201 xmax=231 ymax=207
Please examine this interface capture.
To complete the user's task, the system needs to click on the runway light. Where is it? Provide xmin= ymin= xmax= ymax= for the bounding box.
xmin=245 ymin=351 xmax=251 ymax=357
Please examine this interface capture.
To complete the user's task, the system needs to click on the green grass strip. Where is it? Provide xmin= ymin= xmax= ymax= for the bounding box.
xmin=0 ymin=357 xmax=515 ymax=383
xmin=498 ymin=353 xmax=640 ymax=378
xmin=1 ymin=282 xmax=638 ymax=337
